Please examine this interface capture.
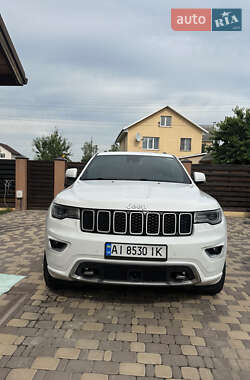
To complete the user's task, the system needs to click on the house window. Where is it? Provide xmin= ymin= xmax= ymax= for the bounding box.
xmin=0 ymin=153 xmax=5 ymax=158
xmin=180 ymin=138 xmax=191 ymax=152
xmin=160 ymin=116 xmax=172 ymax=127
xmin=142 ymin=137 xmax=159 ymax=150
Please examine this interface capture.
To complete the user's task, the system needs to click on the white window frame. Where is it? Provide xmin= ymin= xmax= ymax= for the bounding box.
xmin=160 ymin=116 xmax=172 ymax=127
xmin=142 ymin=137 xmax=159 ymax=150
xmin=0 ymin=153 xmax=5 ymax=158
xmin=180 ymin=138 xmax=191 ymax=152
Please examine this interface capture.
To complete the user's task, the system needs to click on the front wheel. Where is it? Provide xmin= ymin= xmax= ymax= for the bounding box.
xmin=43 ymin=255 xmax=66 ymax=290
xmin=196 ymin=264 xmax=226 ymax=295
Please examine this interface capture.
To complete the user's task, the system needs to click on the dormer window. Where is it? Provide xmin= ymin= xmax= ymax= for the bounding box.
xmin=160 ymin=116 xmax=172 ymax=127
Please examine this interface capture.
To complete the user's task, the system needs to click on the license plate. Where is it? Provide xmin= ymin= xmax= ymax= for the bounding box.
xmin=105 ymin=243 xmax=167 ymax=261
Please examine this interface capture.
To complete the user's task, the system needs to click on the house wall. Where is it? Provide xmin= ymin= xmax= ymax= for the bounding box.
xmin=119 ymin=133 xmax=128 ymax=151
xmin=0 ymin=146 xmax=12 ymax=159
xmin=121 ymin=108 xmax=202 ymax=157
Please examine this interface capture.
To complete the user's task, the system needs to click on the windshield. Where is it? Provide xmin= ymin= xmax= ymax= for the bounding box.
xmin=80 ymin=155 xmax=191 ymax=184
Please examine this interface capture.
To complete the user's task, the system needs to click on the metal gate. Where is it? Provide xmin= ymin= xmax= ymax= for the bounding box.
xmin=27 ymin=161 xmax=54 ymax=210
xmin=192 ymin=164 xmax=250 ymax=211
xmin=0 ymin=159 xmax=15 ymax=208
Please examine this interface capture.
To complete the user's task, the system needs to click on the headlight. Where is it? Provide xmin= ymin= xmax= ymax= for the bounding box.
xmin=52 ymin=203 xmax=80 ymax=220
xmin=194 ymin=209 xmax=222 ymax=225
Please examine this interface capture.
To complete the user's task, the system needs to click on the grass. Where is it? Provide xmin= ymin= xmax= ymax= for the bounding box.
xmin=0 ymin=208 xmax=12 ymax=215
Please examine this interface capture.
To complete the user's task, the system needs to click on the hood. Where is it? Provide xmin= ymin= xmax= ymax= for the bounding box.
xmin=55 ymin=180 xmax=220 ymax=212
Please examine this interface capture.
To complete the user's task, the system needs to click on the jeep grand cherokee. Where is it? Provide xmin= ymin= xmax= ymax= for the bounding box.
xmin=44 ymin=152 xmax=227 ymax=294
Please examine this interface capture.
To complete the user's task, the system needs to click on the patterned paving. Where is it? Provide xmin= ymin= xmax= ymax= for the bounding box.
xmin=0 ymin=210 xmax=250 ymax=380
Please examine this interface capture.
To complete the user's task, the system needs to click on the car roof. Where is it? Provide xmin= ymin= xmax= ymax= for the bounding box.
xmin=97 ymin=152 xmax=174 ymax=158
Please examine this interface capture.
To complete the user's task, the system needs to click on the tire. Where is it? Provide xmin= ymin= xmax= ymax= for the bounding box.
xmin=43 ymin=255 xmax=66 ymax=290
xmin=196 ymin=263 xmax=226 ymax=295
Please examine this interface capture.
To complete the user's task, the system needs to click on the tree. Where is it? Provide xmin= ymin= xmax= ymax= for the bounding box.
xmin=81 ymin=138 xmax=98 ymax=163
xmin=208 ymin=107 xmax=250 ymax=164
xmin=33 ymin=128 xmax=72 ymax=161
xmin=109 ymin=143 xmax=119 ymax=152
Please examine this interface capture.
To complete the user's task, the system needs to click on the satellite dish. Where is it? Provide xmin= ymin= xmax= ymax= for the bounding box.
xmin=136 ymin=132 xmax=141 ymax=142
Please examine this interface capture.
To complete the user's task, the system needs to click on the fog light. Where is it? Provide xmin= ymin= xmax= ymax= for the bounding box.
xmin=205 ymin=245 xmax=223 ymax=257
xmin=175 ymin=272 xmax=188 ymax=281
xmin=50 ymin=239 xmax=67 ymax=252
xmin=82 ymin=267 xmax=95 ymax=277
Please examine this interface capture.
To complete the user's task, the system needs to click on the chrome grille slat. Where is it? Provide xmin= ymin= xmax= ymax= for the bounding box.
xmin=113 ymin=211 xmax=127 ymax=234
xmin=146 ymin=212 xmax=160 ymax=235
xmin=81 ymin=209 xmax=95 ymax=232
xmin=97 ymin=210 xmax=111 ymax=233
xmin=179 ymin=213 xmax=192 ymax=235
xmin=163 ymin=213 xmax=176 ymax=235
xmin=130 ymin=212 xmax=143 ymax=235
xmin=80 ymin=209 xmax=193 ymax=236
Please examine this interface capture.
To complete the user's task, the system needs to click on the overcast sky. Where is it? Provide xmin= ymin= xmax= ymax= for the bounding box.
xmin=0 ymin=0 xmax=249 ymax=160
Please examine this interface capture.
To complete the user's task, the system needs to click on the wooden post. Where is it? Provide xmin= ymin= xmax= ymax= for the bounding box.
xmin=15 ymin=157 xmax=28 ymax=210
xmin=181 ymin=159 xmax=192 ymax=176
xmin=54 ymin=158 xmax=66 ymax=197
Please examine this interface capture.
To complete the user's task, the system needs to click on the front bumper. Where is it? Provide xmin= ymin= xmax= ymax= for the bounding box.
xmin=45 ymin=213 xmax=227 ymax=287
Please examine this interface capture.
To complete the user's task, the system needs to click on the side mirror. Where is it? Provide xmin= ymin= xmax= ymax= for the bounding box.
xmin=65 ymin=168 xmax=78 ymax=179
xmin=193 ymin=172 xmax=206 ymax=183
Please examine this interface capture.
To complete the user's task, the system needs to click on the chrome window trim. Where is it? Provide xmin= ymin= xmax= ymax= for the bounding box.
xmin=97 ymin=210 xmax=111 ymax=233
xmin=179 ymin=213 xmax=192 ymax=235
xmin=146 ymin=212 xmax=160 ymax=236
xmin=163 ymin=213 xmax=177 ymax=236
xmin=81 ymin=209 xmax=95 ymax=232
xmin=129 ymin=212 xmax=144 ymax=235
xmin=113 ymin=211 xmax=127 ymax=234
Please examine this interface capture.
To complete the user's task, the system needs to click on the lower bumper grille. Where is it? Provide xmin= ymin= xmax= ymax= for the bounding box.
xmin=73 ymin=262 xmax=197 ymax=285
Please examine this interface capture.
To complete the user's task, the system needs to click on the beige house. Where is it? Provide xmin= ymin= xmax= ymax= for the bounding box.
xmin=115 ymin=106 xmax=208 ymax=157
xmin=0 ymin=143 xmax=24 ymax=159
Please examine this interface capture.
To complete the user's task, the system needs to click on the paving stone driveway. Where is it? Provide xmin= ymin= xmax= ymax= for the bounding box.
xmin=0 ymin=210 xmax=250 ymax=380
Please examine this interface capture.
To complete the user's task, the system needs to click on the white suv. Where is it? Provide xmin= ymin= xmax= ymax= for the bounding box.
xmin=44 ymin=152 xmax=227 ymax=294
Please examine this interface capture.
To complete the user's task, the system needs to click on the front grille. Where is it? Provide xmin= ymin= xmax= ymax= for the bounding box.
xmin=81 ymin=209 xmax=193 ymax=236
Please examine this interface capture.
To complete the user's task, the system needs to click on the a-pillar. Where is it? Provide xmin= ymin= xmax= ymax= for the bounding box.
xmin=15 ymin=157 xmax=28 ymax=210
